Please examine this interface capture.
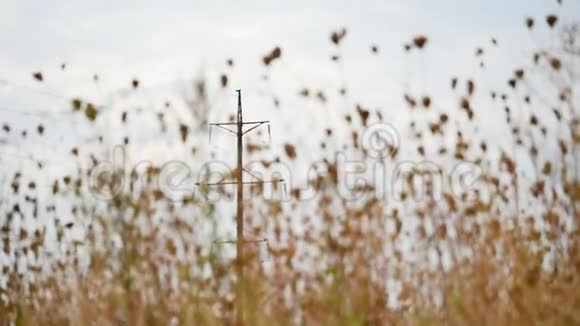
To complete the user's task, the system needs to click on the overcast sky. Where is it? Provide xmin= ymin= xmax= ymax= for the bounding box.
xmin=1 ymin=0 xmax=579 ymax=169
xmin=1 ymin=0 xmax=580 ymax=267
xmin=2 ymin=0 xmax=577 ymax=100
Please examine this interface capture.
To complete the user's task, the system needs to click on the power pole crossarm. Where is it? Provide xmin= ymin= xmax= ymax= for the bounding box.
xmin=195 ymin=179 xmax=284 ymax=186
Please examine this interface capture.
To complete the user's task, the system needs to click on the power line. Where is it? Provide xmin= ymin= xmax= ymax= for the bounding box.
xmin=0 ymin=78 xmax=69 ymax=100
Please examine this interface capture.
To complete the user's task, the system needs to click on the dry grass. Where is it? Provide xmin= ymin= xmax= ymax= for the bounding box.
xmin=2 ymin=5 xmax=580 ymax=326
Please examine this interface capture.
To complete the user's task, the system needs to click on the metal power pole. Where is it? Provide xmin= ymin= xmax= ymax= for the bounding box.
xmin=196 ymin=89 xmax=284 ymax=323
xmin=235 ymin=90 xmax=245 ymax=326
xmin=236 ymin=89 xmax=244 ymax=268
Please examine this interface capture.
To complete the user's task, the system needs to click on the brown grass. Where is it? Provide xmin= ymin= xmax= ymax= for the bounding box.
xmin=2 ymin=5 xmax=580 ymax=326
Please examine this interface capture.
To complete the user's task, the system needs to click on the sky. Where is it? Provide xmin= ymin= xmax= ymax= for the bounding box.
xmin=0 ymin=1 xmax=578 ymax=166
xmin=1 ymin=1 xmax=577 ymax=117
xmin=1 ymin=0 xmax=580 ymax=285
xmin=1 ymin=0 xmax=580 ymax=236
xmin=0 ymin=0 xmax=577 ymax=193
xmin=1 ymin=0 xmax=578 ymax=172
